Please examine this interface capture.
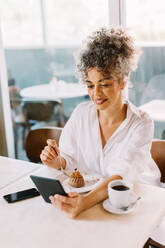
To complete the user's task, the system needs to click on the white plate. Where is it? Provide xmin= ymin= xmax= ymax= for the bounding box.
xmin=103 ymin=197 xmax=139 ymax=215
xmin=62 ymin=174 xmax=103 ymax=193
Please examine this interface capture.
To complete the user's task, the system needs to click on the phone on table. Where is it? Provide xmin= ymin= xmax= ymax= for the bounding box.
xmin=3 ymin=188 xmax=40 ymax=203
xmin=30 ymin=175 xmax=67 ymax=203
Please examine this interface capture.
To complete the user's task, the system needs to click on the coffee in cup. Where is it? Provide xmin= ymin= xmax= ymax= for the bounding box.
xmin=108 ymin=180 xmax=135 ymax=209
xmin=112 ymin=185 xmax=130 ymax=191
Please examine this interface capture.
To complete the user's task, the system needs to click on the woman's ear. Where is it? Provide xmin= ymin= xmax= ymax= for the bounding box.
xmin=119 ymin=75 xmax=129 ymax=90
xmin=119 ymin=80 xmax=126 ymax=90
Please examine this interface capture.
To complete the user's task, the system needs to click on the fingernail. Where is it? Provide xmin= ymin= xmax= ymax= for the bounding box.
xmin=51 ymin=140 xmax=56 ymax=145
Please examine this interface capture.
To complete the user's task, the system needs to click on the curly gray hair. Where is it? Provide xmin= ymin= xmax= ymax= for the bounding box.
xmin=76 ymin=27 xmax=141 ymax=83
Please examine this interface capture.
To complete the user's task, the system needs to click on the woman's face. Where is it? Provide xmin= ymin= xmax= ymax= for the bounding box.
xmin=86 ymin=67 xmax=125 ymax=111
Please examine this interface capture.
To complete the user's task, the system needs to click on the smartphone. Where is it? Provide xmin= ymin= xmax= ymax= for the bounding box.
xmin=3 ymin=188 xmax=40 ymax=203
xmin=30 ymin=175 xmax=67 ymax=203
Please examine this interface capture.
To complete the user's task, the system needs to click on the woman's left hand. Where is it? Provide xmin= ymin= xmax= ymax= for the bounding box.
xmin=49 ymin=192 xmax=85 ymax=218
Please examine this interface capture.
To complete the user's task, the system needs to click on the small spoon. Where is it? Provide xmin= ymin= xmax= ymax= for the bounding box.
xmin=120 ymin=197 xmax=141 ymax=211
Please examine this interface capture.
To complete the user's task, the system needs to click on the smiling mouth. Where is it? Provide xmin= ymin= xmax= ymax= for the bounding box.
xmin=95 ymin=99 xmax=107 ymax=105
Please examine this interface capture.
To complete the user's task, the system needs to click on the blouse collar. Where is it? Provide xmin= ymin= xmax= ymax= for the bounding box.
xmin=125 ymin=100 xmax=141 ymax=119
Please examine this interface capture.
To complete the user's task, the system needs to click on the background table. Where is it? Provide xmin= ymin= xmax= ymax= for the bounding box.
xmin=1 ymin=157 xmax=165 ymax=248
xmin=20 ymin=83 xmax=88 ymax=100
xmin=140 ymin=100 xmax=165 ymax=122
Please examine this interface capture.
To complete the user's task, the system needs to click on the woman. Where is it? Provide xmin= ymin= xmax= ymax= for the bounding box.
xmin=40 ymin=27 xmax=160 ymax=218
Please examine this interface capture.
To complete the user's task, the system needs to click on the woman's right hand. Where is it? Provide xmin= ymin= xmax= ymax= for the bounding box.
xmin=40 ymin=139 xmax=61 ymax=169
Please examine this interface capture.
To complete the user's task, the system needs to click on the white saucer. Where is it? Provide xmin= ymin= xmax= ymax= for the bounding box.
xmin=102 ymin=198 xmax=139 ymax=215
xmin=62 ymin=174 xmax=103 ymax=193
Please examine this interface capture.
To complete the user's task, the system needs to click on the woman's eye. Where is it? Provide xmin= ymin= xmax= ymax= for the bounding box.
xmin=87 ymin=85 xmax=94 ymax=89
xmin=101 ymin=84 xmax=110 ymax=87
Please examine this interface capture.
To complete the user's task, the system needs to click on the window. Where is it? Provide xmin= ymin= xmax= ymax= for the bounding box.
xmin=45 ymin=0 xmax=108 ymax=46
xmin=0 ymin=0 xmax=108 ymax=48
xmin=126 ymin=0 xmax=165 ymax=44
xmin=0 ymin=0 xmax=43 ymax=47
xmin=126 ymin=0 xmax=165 ymax=139
xmin=0 ymin=0 xmax=108 ymax=160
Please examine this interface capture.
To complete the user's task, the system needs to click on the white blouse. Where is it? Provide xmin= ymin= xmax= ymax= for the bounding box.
xmin=59 ymin=101 xmax=161 ymax=186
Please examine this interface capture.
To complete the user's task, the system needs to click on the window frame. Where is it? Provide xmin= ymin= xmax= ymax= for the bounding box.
xmin=108 ymin=0 xmax=126 ymax=27
xmin=0 ymin=20 xmax=15 ymax=157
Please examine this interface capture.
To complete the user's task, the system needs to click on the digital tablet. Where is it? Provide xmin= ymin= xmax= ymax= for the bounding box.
xmin=30 ymin=175 xmax=67 ymax=203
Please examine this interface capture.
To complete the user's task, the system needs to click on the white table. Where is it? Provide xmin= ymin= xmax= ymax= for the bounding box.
xmin=140 ymin=100 xmax=165 ymax=122
xmin=1 ymin=157 xmax=165 ymax=248
xmin=20 ymin=83 xmax=88 ymax=100
xmin=0 ymin=156 xmax=40 ymax=190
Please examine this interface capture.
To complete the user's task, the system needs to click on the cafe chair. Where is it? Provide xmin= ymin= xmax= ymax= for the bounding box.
xmin=151 ymin=140 xmax=165 ymax=183
xmin=22 ymin=100 xmax=61 ymax=131
xmin=22 ymin=100 xmax=67 ymax=146
xmin=143 ymin=238 xmax=165 ymax=248
xmin=144 ymin=140 xmax=165 ymax=248
xmin=25 ymin=127 xmax=63 ymax=163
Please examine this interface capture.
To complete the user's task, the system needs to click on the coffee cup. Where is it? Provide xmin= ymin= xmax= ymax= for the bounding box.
xmin=108 ymin=180 xmax=135 ymax=209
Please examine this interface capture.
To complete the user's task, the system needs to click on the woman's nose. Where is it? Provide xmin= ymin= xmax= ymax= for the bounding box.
xmin=94 ymin=85 xmax=101 ymax=95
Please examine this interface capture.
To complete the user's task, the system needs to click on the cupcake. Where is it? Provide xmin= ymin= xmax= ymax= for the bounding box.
xmin=68 ymin=169 xmax=85 ymax=188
